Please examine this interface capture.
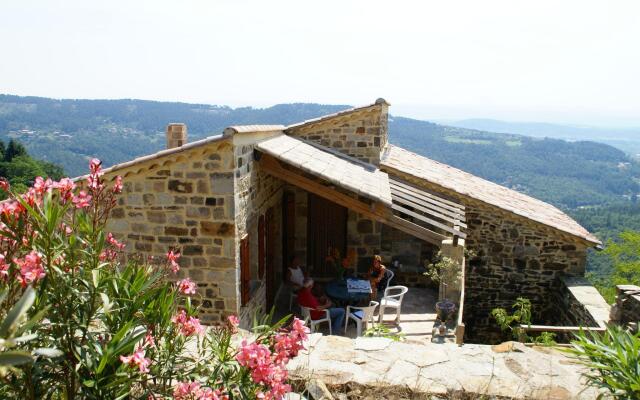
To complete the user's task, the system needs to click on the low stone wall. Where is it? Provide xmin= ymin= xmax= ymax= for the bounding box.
xmin=612 ymin=284 xmax=640 ymax=331
xmin=551 ymin=276 xmax=609 ymax=329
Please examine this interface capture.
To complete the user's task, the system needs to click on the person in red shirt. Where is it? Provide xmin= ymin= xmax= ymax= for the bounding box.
xmin=297 ymin=278 xmax=345 ymax=334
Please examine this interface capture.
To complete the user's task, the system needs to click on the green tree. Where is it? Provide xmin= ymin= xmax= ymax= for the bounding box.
xmin=605 ymin=231 xmax=640 ymax=287
xmin=3 ymin=140 xmax=26 ymax=162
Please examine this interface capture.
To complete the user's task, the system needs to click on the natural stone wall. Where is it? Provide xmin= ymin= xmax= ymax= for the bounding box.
xmin=612 ymin=284 xmax=640 ymax=331
xmin=381 ymin=166 xmax=591 ymax=343
xmin=286 ymin=100 xmax=389 ymax=165
xmin=348 ymin=212 xmax=382 ymax=273
xmin=104 ymin=138 xmax=238 ymax=324
xmin=551 ymin=277 xmax=609 ymax=327
xmin=380 ymin=225 xmax=440 ymax=280
xmin=233 ymin=137 xmax=285 ymax=323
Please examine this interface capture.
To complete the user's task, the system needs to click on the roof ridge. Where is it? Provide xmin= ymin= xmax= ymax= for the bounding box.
xmin=284 ymin=98 xmax=389 ymax=131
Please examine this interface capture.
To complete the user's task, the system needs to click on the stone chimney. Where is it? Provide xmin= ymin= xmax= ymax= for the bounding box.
xmin=166 ymin=123 xmax=187 ymax=149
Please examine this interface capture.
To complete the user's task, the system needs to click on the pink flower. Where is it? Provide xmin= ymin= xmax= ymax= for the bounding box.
xmin=15 ymin=250 xmax=45 ymax=287
xmin=0 ymin=253 xmax=9 ymax=281
xmin=89 ymin=158 xmax=103 ymax=175
xmin=72 ymin=191 xmax=92 ymax=209
xmin=0 ymin=200 xmax=20 ymax=218
xmin=0 ymin=179 xmax=9 ymax=192
xmin=173 ymin=381 xmax=227 ymax=400
xmin=172 ymin=310 xmax=205 ymax=337
xmin=33 ymin=177 xmax=53 ymax=195
xmin=143 ymin=331 xmax=156 ymax=349
xmin=120 ymin=348 xmax=151 ymax=373
xmin=87 ymin=173 xmax=102 ymax=191
xmin=177 ymin=278 xmax=197 ymax=295
xmin=167 ymin=249 xmax=180 ymax=273
xmin=53 ymin=178 xmax=75 ymax=200
xmin=227 ymin=315 xmax=239 ymax=331
xmin=106 ymin=232 xmax=125 ymax=250
xmin=113 ymin=176 xmax=123 ymax=193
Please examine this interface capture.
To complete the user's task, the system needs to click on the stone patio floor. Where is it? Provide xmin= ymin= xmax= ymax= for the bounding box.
xmin=287 ymin=335 xmax=601 ymax=399
xmin=276 ymin=286 xmax=441 ymax=341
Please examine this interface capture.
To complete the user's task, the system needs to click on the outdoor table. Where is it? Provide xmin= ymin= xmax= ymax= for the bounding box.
xmin=325 ymin=278 xmax=371 ymax=306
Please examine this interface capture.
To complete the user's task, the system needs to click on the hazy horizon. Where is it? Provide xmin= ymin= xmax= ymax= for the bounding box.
xmin=2 ymin=0 xmax=639 ymax=128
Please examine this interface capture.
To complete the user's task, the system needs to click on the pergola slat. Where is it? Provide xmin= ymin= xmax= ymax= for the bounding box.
xmin=390 ymin=178 xmax=464 ymax=211
xmin=390 ymin=181 xmax=465 ymax=216
xmin=392 ymin=193 xmax=468 ymax=229
xmin=391 ymin=203 xmax=467 ymax=239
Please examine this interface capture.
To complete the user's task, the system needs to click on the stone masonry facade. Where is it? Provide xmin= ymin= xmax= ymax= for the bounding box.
xmin=92 ymin=99 xmax=605 ymax=342
xmin=379 ymin=166 xmax=592 ymax=343
xmin=286 ymin=99 xmax=389 ymax=166
xmin=104 ymin=138 xmax=239 ymax=324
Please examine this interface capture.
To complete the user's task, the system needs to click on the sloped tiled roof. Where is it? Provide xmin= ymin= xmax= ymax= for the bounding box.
xmin=257 ymin=135 xmax=392 ymax=205
xmin=381 ymin=144 xmax=600 ymax=245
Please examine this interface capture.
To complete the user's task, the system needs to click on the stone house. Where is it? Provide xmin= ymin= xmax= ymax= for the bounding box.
xmin=97 ymin=99 xmax=606 ymax=342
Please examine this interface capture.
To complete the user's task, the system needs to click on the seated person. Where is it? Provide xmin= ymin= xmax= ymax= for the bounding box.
xmin=367 ymin=255 xmax=387 ymax=298
xmin=287 ymin=256 xmax=307 ymax=291
xmin=297 ymin=278 xmax=344 ymax=334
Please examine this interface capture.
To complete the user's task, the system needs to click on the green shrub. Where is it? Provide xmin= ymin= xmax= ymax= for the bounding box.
xmin=0 ymin=160 xmax=309 ymax=399
xmin=568 ymin=325 xmax=640 ymax=399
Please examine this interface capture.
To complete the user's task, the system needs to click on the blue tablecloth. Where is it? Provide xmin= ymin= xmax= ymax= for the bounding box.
xmin=325 ymin=279 xmax=370 ymax=304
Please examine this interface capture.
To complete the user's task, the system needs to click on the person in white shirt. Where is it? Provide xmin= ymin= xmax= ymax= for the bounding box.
xmin=287 ymin=256 xmax=307 ymax=291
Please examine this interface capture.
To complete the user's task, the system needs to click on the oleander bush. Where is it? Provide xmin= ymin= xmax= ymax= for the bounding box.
xmin=0 ymin=159 xmax=308 ymax=399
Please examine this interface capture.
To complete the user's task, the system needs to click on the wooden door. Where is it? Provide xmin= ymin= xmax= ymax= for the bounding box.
xmin=306 ymin=193 xmax=347 ymax=278
xmin=240 ymin=235 xmax=250 ymax=306
xmin=265 ymin=207 xmax=276 ymax=309
xmin=258 ymin=215 xmax=265 ymax=279
xmin=282 ymin=191 xmax=296 ymax=280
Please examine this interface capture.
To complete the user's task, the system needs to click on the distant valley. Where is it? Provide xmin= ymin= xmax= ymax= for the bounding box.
xmin=445 ymin=118 xmax=640 ymax=158
xmin=1 ymin=93 xmax=639 ymax=285
xmin=0 ymin=94 xmax=637 ymax=210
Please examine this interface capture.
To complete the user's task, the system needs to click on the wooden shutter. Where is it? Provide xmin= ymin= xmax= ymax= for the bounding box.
xmin=258 ymin=215 xmax=265 ymax=278
xmin=240 ymin=235 xmax=250 ymax=306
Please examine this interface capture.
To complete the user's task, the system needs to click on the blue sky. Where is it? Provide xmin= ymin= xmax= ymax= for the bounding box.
xmin=1 ymin=0 xmax=639 ymax=127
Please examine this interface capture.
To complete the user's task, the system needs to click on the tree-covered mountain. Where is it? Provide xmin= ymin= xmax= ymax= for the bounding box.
xmin=1 ymin=94 xmax=639 ymax=298
xmin=1 ymin=94 xmax=638 ymax=211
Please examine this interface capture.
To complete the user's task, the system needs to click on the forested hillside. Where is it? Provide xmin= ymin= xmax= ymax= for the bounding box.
xmin=1 ymin=94 xmax=637 ymax=209
xmin=1 ymin=94 xmax=639 ymax=298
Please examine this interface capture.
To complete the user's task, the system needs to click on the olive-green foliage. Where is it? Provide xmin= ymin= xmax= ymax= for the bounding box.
xmin=0 ymin=139 xmax=63 ymax=196
xmin=568 ymin=325 xmax=640 ymax=399
xmin=491 ymin=298 xmax=556 ymax=345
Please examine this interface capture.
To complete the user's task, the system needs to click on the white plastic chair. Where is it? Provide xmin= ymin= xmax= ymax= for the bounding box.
xmin=345 ymin=301 xmax=379 ymax=336
xmin=300 ymin=306 xmax=332 ymax=335
xmin=383 ymin=269 xmax=395 ymax=292
xmin=378 ymin=286 xmax=408 ymax=324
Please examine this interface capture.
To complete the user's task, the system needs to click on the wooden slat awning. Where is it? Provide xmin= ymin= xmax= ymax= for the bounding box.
xmin=255 ymin=135 xmax=466 ymax=246
xmin=389 ymin=177 xmax=466 ymax=244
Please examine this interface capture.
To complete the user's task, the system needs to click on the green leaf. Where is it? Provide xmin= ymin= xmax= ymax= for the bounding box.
xmin=0 ymin=351 xmax=34 ymax=366
xmin=92 ymin=269 xmax=100 ymax=288
xmin=100 ymin=292 xmax=112 ymax=314
xmin=34 ymin=347 xmax=64 ymax=358
xmin=0 ymin=286 xmax=36 ymax=337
